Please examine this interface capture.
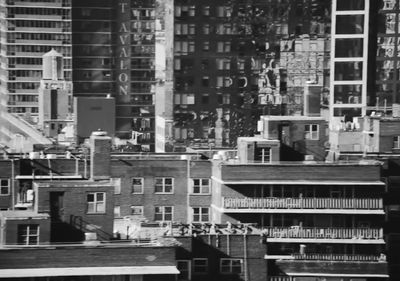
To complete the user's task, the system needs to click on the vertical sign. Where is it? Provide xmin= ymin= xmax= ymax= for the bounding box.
xmin=116 ymin=1 xmax=131 ymax=95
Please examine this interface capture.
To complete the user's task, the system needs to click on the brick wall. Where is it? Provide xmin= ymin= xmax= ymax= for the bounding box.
xmin=3 ymin=217 xmax=50 ymax=245
xmin=112 ymin=159 xmax=189 ymax=222
xmin=0 ymin=160 xmax=15 ymax=209
xmin=219 ymin=163 xmax=382 ymax=181
xmin=0 ymin=245 xmax=176 ymax=268
xmin=35 ymin=182 xmax=114 ymax=237
xmin=175 ymin=235 xmax=267 ymax=281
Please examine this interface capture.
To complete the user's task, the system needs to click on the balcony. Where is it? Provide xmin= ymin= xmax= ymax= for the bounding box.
xmin=221 ymin=197 xmax=384 ymax=214
xmin=264 ymin=227 xmax=384 ymax=243
xmin=292 ymin=253 xmax=386 ymax=262
xmin=269 ymin=254 xmax=389 ymax=278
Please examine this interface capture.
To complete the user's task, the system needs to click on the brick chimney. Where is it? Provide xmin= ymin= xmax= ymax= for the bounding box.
xmin=90 ymin=130 xmax=111 ymax=180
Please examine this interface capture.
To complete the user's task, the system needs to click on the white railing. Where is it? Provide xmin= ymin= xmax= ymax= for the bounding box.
xmin=292 ymin=253 xmax=386 ymax=262
xmin=223 ymin=197 xmax=383 ymax=210
xmin=268 ymin=277 xmax=294 ymax=281
xmin=263 ymin=227 xmax=383 ymax=240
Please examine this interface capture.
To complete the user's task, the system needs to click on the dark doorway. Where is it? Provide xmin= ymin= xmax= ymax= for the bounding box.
xmin=50 ymin=192 xmax=64 ymax=221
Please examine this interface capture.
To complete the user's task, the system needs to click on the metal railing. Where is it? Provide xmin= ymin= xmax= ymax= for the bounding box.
xmin=223 ymin=197 xmax=383 ymax=210
xmin=292 ymin=253 xmax=386 ymax=262
xmin=263 ymin=227 xmax=383 ymax=240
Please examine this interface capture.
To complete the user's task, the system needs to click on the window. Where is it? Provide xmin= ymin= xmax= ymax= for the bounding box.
xmin=201 ymin=94 xmax=209 ymax=104
xmin=87 ymin=192 xmax=106 ymax=214
xmin=255 ymin=147 xmax=271 ymax=163
xmin=202 ymin=76 xmax=209 ymax=87
xmin=192 ymin=207 xmax=209 ymax=222
xmin=192 ymin=179 xmax=210 ymax=194
xmin=177 ymin=260 xmax=191 ymax=280
xmin=154 ymin=206 xmax=173 ymax=221
xmin=112 ymin=178 xmax=121 ymax=195
xmin=203 ymin=24 xmax=210 ymax=34
xmin=175 ymin=93 xmax=195 ymax=105
xmin=216 ymin=58 xmax=231 ymax=70
xmin=132 ymin=178 xmax=144 ymax=193
xmin=0 ymin=179 xmax=10 ymax=195
xmin=155 ymin=178 xmax=174 ymax=193
xmin=220 ymin=259 xmax=242 ymax=274
xmin=193 ymin=258 xmax=208 ymax=274
xmin=114 ymin=206 xmax=121 ymax=218
xmin=131 ymin=206 xmax=144 ymax=216
xmin=18 ymin=224 xmax=39 ymax=245
xmin=304 ymin=124 xmax=319 ymax=140
xmin=202 ymin=5 xmax=210 ymax=16
xmin=223 ymin=94 xmax=231 ymax=104
xmin=217 ymin=41 xmax=231 ymax=53
xmin=203 ymin=41 xmax=210 ymax=51
xmin=394 ymin=136 xmax=400 ymax=149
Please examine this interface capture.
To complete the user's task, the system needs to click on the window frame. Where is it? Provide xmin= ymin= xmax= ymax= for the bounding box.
xmin=131 ymin=177 xmax=144 ymax=194
xmin=193 ymin=258 xmax=208 ymax=274
xmin=304 ymin=124 xmax=319 ymax=140
xmin=154 ymin=206 xmax=174 ymax=222
xmin=17 ymin=224 xmax=39 ymax=245
xmin=191 ymin=178 xmax=210 ymax=194
xmin=219 ymin=258 xmax=243 ymax=274
xmin=154 ymin=177 xmax=174 ymax=194
xmin=394 ymin=136 xmax=400 ymax=149
xmin=192 ymin=207 xmax=210 ymax=223
xmin=114 ymin=205 xmax=121 ymax=218
xmin=87 ymin=192 xmax=106 ymax=214
xmin=0 ymin=179 xmax=10 ymax=196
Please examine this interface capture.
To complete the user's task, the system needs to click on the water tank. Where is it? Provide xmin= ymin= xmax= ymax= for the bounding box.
xmin=46 ymin=154 xmax=57 ymax=159
xmin=42 ymin=49 xmax=63 ymax=80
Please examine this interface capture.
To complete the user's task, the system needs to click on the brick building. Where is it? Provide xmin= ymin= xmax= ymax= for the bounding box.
xmin=0 ymin=125 xmax=394 ymax=280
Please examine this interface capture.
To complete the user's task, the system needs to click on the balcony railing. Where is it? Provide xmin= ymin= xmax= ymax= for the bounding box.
xmin=263 ymin=227 xmax=383 ymax=240
xmin=223 ymin=197 xmax=383 ymax=210
xmin=292 ymin=253 xmax=386 ymax=262
xmin=268 ymin=278 xmax=294 ymax=281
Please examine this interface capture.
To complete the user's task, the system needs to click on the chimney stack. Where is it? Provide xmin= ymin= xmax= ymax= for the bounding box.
xmin=90 ymin=130 xmax=111 ymax=181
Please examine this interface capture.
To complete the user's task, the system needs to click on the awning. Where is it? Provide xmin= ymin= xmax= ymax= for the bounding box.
xmin=212 ymin=177 xmax=385 ymax=186
xmin=0 ymin=266 xmax=179 ymax=278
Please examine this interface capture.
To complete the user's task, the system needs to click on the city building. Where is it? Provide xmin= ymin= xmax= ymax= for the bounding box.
xmin=172 ymin=0 xmax=331 ymax=149
xmin=0 ymin=0 xmax=72 ymax=121
xmin=71 ymin=0 xmax=166 ymax=151
xmin=211 ymin=154 xmax=387 ymax=279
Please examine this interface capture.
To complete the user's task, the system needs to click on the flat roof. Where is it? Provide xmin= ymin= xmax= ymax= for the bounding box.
xmin=212 ymin=177 xmax=385 ymax=186
xmin=0 ymin=266 xmax=179 ymax=277
xmin=261 ymin=115 xmax=325 ymax=121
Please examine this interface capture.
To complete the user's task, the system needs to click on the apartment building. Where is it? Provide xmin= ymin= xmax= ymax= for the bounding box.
xmin=0 ymin=0 xmax=72 ymax=121
xmin=71 ymin=0 xmax=160 ymax=150
xmin=211 ymin=145 xmax=387 ymax=280
xmin=172 ymin=0 xmax=331 ymax=149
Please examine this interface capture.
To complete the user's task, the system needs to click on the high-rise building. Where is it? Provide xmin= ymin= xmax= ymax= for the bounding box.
xmin=171 ymin=0 xmax=332 ymax=149
xmin=0 ymin=0 xmax=72 ymax=122
xmin=72 ymin=0 xmax=162 ymax=151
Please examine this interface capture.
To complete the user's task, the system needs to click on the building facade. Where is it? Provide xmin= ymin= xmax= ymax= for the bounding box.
xmin=72 ymin=0 xmax=160 ymax=150
xmin=0 ymin=0 xmax=72 ymax=121
xmin=172 ymin=0 xmax=331 ymax=149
